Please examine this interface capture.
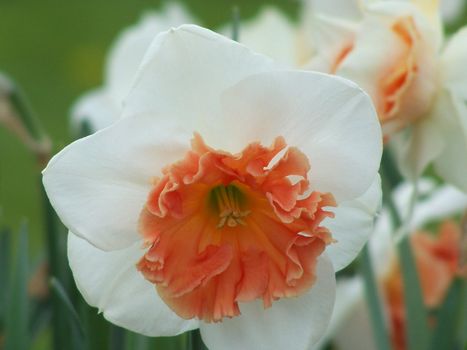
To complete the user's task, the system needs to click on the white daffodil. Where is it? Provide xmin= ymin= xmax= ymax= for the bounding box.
xmin=302 ymin=0 xmax=467 ymax=192
xmin=43 ymin=25 xmax=382 ymax=349
xmin=71 ymin=3 xmax=196 ymax=133
xmin=317 ymin=179 xmax=467 ymax=349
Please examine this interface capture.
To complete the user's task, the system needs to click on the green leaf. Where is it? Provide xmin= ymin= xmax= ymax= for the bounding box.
xmin=50 ymin=277 xmax=86 ymax=340
xmin=188 ymin=329 xmax=207 ymax=350
xmin=4 ymin=223 xmax=29 ymax=350
xmin=231 ymin=6 xmax=240 ymax=41
xmin=109 ymin=325 xmax=126 ymax=350
xmin=78 ymin=119 xmax=93 ymax=139
xmin=125 ymin=332 xmax=188 ymax=350
xmin=430 ymin=277 xmax=465 ymax=350
xmin=461 ymin=282 xmax=467 ymax=348
xmin=41 ymin=184 xmax=72 ymax=350
xmin=359 ymin=244 xmax=391 ymax=350
xmin=125 ymin=333 xmax=152 ymax=350
xmin=29 ymin=300 xmax=51 ymax=340
xmin=8 ymin=80 xmax=47 ymax=142
xmin=78 ymin=304 xmax=110 ymax=350
xmin=398 ymin=236 xmax=430 ymax=350
xmin=0 ymin=228 xmax=11 ymax=328
xmin=381 ymin=151 xmax=430 ymax=350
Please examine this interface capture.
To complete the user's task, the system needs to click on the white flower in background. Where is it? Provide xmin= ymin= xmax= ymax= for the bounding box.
xmin=43 ymin=25 xmax=382 ymax=349
xmin=316 ymin=179 xmax=467 ymax=350
xmin=220 ymin=7 xmax=299 ymax=66
xmin=302 ymin=0 xmax=467 ymax=192
xmin=306 ymin=0 xmax=466 ymax=25
xmin=71 ymin=3 xmax=196 ymax=133
xmin=307 ymin=0 xmax=466 ymax=23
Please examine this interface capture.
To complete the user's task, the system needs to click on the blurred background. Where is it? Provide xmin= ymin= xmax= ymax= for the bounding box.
xmin=1 ymin=0 xmax=466 ymax=349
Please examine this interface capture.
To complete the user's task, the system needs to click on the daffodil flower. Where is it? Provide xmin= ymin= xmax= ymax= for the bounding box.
xmin=43 ymin=25 xmax=382 ymax=349
xmin=71 ymin=3 xmax=196 ymax=133
xmin=301 ymin=0 xmax=467 ymax=191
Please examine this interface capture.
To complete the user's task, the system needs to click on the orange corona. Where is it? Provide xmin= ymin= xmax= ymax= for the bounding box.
xmin=137 ymin=134 xmax=336 ymax=322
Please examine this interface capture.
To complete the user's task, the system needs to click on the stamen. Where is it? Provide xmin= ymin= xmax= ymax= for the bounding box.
xmin=211 ymin=184 xmax=250 ymax=228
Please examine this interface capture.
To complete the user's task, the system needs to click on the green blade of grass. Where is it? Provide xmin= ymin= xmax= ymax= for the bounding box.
xmin=359 ymin=244 xmax=391 ymax=350
xmin=430 ymin=277 xmax=465 ymax=350
xmin=109 ymin=325 xmax=126 ymax=350
xmin=49 ymin=277 xmax=85 ymax=339
xmin=188 ymin=329 xmax=207 ymax=350
xmin=78 ymin=303 xmax=110 ymax=350
xmin=7 ymin=79 xmax=47 ymax=143
xmin=381 ymin=150 xmax=430 ymax=350
xmin=41 ymin=185 xmax=72 ymax=350
xmin=0 ymin=228 xmax=11 ymax=328
xmin=125 ymin=333 xmax=152 ymax=350
xmin=4 ymin=223 xmax=29 ymax=350
xmin=397 ymin=235 xmax=430 ymax=350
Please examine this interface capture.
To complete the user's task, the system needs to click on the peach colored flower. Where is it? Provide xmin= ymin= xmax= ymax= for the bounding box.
xmin=302 ymin=0 xmax=467 ymax=192
xmin=43 ymin=25 xmax=382 ymax=349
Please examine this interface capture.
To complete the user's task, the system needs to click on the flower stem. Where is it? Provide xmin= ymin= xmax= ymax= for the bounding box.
xmin=109 ymin=325 xmax=126 ymax=350
xmin=1 ymin=76 xmax=51 ymax=166
xmin=380 ymin=151 xmax=430 ymax=350
xmin=188 ymin=329 xmax=206 ymax=350
xmin=359 ymin=244 xmax=391 ymax=350
xmin=231 ymin=6 xmax=240 ymax=42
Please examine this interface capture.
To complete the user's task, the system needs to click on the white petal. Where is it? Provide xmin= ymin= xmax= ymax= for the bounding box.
xmin=306 ymin=0 xmax=363 ymax=20
xmin=324 ymin=175 xmax=382 ymax=272
xmin=232 ymin=7 xmax=298 ymax=66
xmin=442 ymin=27 xmax=467 ymax=99
xmin=432 ymin=90 xmax=467 ymax=192
xmin=106 ymin=4 xmax=196 ymax=103
xmin=332 ymin=297 xmax=376 ymax=350
xmin=391 ymin=178 xmax=436 ymax=217
xmin=304 ymin=14 xmax=357 ymax=73
xmin=70 ymin=89 xmax=120 ymax=133
xmin=220 ymin=70 xmax=382 ymax=201
xmin=374 ymin=1 xmax=442 ymax=47
xmin=440 ymin=0 xmax=465 ymax=23
xmin=43 ymin=113 xmax=191 ymax=250
xmin=68 ymin=232 xmax=198 ymax=336
xmin=369 ymin=179 xmax=437 ymax=277
xmin=315 ymin=276 xmax=365 ymax=349
xmin=123 ymin=24 xmax=278 ymax=139
xmin=390 ymin=112 xmax=444 ymax=180
xmin=200 ymin=255 xmax=335 ymax=350
xmin=411 ymin=184 xmax=467 ymax=229
xmin=370 ymin=210 xmax=396 ymax=277
xmin=370 ymin=179 xmax=436 ymax=276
